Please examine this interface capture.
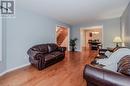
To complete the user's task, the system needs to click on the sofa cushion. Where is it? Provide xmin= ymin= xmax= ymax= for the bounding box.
xmin=50 ymin=51 xmax=64 ymax=57
xmin=44 ymin=54 xmax=55 ymax=61
xmin=31 ymin=44 xmax=48 ymax=54
xmin=44 ymin=51 xmax=63 ymax=61
xmin=47 ymin=43 xmax=58 ymax=53
xmin=105 ymin=51 xmax=112 ymax=57
xmin=117 ymin=55 xmax=130 ymax=76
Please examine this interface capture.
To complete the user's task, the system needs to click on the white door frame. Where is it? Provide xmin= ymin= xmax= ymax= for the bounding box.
xmin=55 ymin=25 xmax=70 ymax=51
xmin=80 ymin=25 xmax=104 ymax=51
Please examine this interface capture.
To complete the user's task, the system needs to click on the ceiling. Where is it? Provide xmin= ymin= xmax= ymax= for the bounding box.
xmin=17 ymin=0 xmax=130 ymax=25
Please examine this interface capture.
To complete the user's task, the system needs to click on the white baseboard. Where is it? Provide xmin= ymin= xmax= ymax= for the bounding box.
xmin=0 ymin=71 xmax=6 ymax=76
xmin=0 ymin=63 xmax=30 ymax=76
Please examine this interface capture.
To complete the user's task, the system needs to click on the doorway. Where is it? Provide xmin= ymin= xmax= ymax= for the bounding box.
xmin=80 ymin=26 xmax=103 ymax=51
xmin=55 ymin=26 xmax=69 ymax=51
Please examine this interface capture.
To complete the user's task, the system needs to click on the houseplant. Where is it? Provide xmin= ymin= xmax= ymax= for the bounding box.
xmin=70 ymin=38 xmax=78 ymax=52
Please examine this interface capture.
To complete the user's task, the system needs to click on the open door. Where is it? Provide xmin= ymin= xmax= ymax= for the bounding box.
xmin=80 ymin=26 xmax=103 ymax=51
xmin=56 ymin=26 xmax=68 ymax=50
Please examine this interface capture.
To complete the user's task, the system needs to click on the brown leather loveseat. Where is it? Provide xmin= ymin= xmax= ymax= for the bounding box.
xmin=83 ymin=55 xmax=130 ymax=86
xmin=27 ymin=43 xmax=66 ymax=70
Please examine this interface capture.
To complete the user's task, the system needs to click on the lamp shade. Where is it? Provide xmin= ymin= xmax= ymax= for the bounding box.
xmin=113 ymin=36 xmax=122 ymax=43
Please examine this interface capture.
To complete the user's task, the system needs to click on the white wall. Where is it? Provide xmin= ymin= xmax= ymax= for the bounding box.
xmin=121 ymin=2 xmax=130 ymax=48
xmin=71 ymin=18 xmax=121 ymax=51
xmin=0 ymin=18 xmax=2 ymax=61
xmin=0 ymin=19 xmax=6 ymax=73
xmin=4 ymin=7 xmax=70 ymax=71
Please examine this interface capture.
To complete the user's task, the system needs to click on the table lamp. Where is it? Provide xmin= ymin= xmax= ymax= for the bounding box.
xmin=113 ymin=36 xmax=122 ymax=47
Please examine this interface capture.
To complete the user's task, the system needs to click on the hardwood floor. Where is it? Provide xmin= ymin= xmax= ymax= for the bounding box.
xmin=0 ymin=50 xmax=97 ymax=86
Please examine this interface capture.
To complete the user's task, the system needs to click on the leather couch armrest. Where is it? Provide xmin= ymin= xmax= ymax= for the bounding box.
xmin=58 ymin=47 xmax=66 ymax=52
xmin=83 ymin=64 xmax=130 ymax=86
xmin=27 ymin=48 xmax=45 ymax=60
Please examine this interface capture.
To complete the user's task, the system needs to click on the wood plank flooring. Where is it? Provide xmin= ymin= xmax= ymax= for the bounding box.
xmin=0 ymin=50 xmax=97 ymax=86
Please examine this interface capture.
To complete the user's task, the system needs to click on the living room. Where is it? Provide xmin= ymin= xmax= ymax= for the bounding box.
xmin=0 ymin=0 xmax=130 ymax=86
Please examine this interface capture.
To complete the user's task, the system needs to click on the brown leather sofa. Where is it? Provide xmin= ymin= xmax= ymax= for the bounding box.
xmin=83 ymin=55 xmax=130 ymax=86
xmin=27 ymin=43 xmax=66 ymax=70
